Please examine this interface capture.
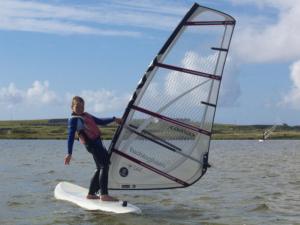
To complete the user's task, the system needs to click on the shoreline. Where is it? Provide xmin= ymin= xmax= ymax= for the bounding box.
xmin=1 ymin=119 xmax=299 ymax=140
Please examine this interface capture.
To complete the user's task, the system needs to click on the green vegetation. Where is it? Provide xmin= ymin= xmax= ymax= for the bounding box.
xmin=0 ymin=119 xmax=299 ymax=140
xmin=212 ymin=123 xmax=300 ymax=140
xmin=0 ymin=119 xmax=117 ymax=140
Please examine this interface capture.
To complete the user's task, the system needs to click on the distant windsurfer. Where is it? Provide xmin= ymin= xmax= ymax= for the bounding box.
xmin=262 ymin=131 xmax=266 ymax=140
xmin=64 ymin=96 xmax=122 ymax=201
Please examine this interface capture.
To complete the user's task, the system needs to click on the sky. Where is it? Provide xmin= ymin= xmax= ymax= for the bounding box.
xmin=0 ymin=0 xmax=300 ymax=125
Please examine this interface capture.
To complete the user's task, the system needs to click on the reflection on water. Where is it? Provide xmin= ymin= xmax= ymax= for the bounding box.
xmin=0 ymin=140 xmax=299 ymax=225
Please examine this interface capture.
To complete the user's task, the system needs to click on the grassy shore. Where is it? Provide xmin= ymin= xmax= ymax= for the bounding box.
xmin=212 ymin=124 xmax=300 ymax=140
xmin=0 ymin=119 xmax=116 ymax=140
xmin=0 ymin=119 xmax=299 ymax=140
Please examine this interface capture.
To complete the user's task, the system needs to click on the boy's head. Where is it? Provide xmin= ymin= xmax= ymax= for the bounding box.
xmin=71 ymin=96 xmax=84 ymax=114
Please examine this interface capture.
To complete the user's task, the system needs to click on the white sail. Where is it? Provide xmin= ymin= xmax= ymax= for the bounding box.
xmin=108 ymin=3 xmax=235 ymax=190
xmin=263 ymin=124 xmax=277 ymax=140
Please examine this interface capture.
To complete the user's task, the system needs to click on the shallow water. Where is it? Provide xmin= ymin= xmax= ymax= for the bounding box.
xmin=0 ymin=140 xmax=299 ymax=225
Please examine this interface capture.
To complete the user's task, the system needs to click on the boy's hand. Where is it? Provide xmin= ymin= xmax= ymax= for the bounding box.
xmin=64 ymin=154 xmax=72 ymax=165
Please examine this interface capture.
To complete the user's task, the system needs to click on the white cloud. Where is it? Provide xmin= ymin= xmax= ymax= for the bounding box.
xmin=0 ymin=0 xmax=191 ymax=36
xmin=143 ymin=51 xmax=240 ymax=111
xmin=0 ymin=81 xmax=59 ymax=107
xmin=230 ymin=0 xmax=297 ymax=9
xmin=228 ymin=0 xmax=300 ymax=111
xmin=166 ymin=52 xmax=241 ymax=108
xmin=231 ymin=0 xmax=300 ymax=63
xmin=26 ymin=80 xmax=58 ymax=104
xmin=0 ymin=81 xmax=130 ymax=119
xmin=165 ymin=51 xmax=218 ymax=101
xmin=0 ymin=0 xmax=142 ymax=37
xmin=77 ymin=89 xmax=131 ymax=115
xmin=109 ymin=0 xmax=187 ymax=16
xmin=0 ymin=83 xmax=24 ymax=107
xmin=281 ymin=60 xmax=300 ymax=109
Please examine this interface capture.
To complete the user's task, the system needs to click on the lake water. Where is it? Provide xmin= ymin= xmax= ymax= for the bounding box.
xmin=0 ymin=140 xmax=299 ymax=225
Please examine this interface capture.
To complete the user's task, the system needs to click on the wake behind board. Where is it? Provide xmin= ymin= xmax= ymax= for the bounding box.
xmin=54 ymin=182 xmax=141 ymax=214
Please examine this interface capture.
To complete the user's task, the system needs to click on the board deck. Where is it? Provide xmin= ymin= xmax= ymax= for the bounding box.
xmin=54 ymin=182 xmax=141 ymax=214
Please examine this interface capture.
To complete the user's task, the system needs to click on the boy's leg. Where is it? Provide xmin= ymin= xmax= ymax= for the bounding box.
xmin=97 ymin=151 xmax=118 ymax=201
xmin=85 ymin=143 xmax=101 ymax=197
xmin=87 ymin=139 xmax=118 ymax=201
xmin=86 ymin=140 xmax=108 ymax=194
xmin=88 ymin=168 xmax=100 ymax=196
xmin=99 ymin=165 xmax=109 ymax=195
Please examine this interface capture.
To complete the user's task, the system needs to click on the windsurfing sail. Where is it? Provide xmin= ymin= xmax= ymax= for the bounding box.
xmin=108 ymin=3 xmax=236 ymax=190
xmin=263 ymin=124 xmax=277 ymax=140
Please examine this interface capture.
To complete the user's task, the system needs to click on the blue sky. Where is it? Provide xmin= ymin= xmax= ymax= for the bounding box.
xmin=0 ymin=0 xmax=300 ymax=125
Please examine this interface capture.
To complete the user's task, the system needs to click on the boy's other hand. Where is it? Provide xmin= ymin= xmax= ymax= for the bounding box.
xmin=64 ymin=154 xmax=72 ymax=165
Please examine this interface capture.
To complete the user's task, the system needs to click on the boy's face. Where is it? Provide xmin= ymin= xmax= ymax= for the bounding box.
xmin=72 ymin=101 xmax=84 ymax=114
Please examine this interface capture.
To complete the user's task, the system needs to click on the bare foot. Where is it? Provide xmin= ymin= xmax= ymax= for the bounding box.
xmin=100 ymin=195 xmax=118 ymax=201
xmin=86 ymin=194 xmax=100 ymax=200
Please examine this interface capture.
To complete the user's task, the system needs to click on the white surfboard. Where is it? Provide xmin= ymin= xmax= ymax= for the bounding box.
xmin=54 ymin=182 xmax=141 ymax=214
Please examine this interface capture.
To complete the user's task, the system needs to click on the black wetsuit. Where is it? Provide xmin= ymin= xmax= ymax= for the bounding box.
xmin=84 ymin=139 xmax=109 ymax=195
xmin=67 ymin=115 xmax=115 ymax=195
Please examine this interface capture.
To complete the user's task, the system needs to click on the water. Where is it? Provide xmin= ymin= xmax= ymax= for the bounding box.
xmin=0 ymin=140 xmax=299 ymax=225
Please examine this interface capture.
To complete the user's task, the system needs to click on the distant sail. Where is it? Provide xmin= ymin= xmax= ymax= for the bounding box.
xmin=263 ymin=124 xmax=277 ymax=140
xmin=264 ymin=124 xmax=277 ymax=139
xmin=108 ymin=3 xmax=235 ymax=190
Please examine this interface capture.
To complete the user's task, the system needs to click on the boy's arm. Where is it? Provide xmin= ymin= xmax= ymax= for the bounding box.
xmin=92 ymin=115 xmax=116 ymax=126
xmin=65 ymin=118 xmax=77 ymax=165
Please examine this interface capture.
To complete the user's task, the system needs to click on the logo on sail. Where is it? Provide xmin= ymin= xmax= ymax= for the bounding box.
xmin=130 ymin=147 xmax=166 ymax=168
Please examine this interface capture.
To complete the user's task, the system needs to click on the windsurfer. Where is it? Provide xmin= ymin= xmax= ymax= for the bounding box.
xmin=64 ymin=96 xmax=122 ymax=201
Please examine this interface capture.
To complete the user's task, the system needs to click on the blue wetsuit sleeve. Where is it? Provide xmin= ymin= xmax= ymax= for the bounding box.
xmin=67 ymin=118 xmax=78 ymax=155
xmin=92 ymin=115 xmax=115 ymax=126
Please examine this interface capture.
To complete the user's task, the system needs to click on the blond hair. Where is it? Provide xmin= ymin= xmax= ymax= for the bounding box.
xmin=71 ymin=96 xmax=84 ymax=108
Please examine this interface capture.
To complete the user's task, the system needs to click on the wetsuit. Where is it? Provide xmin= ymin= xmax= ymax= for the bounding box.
xmin=67 ymin=114 xmax=115 ymax=196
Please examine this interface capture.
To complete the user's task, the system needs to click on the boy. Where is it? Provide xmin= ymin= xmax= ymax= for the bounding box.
xmin=64 ymin=96 xmax=122 ymax=201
